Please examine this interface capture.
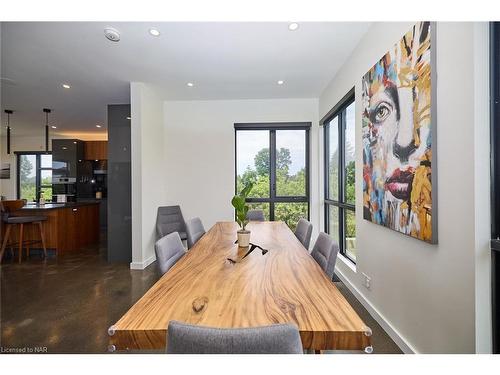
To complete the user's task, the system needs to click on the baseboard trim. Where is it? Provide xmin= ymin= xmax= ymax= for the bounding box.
xmin=335 ymin=268 xmax=417 ymax=354
xmin=129 ymin=255 xmax=156 ymax=270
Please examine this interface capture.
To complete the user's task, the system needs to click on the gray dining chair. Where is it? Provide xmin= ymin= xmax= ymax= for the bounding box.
xmin=310 ymin=232 xmax=339 ymax=280
xmin=185 ymin=217 xmax=206 ymax=249
xmin=154 ymin=232 xmax=186 ymax=276
xmin=156 ymin=206 xmax=187 ymax=242
xmin=166 ymin=320 xmax=303 ymax=354
xmin=294 ymin=218 xmax=313 ymax=249
xmin=246 ymin=209 xmax=265 ymax=221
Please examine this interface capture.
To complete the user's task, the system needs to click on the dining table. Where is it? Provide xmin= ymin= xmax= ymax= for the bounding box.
xmin=108 ymin=221 xmax=372 ymax=352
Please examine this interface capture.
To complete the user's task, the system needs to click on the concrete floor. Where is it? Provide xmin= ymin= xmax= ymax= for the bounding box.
xmin=0 ymin=238 xmax=401 ymax=354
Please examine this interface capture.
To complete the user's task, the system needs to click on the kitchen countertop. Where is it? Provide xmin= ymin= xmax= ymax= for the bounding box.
xmin=20 ymin=201 xmax=102 ymax=210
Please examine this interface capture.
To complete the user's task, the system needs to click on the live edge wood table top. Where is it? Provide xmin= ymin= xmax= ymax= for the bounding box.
xmin=109 ymin=221 xmax=372 ymax=352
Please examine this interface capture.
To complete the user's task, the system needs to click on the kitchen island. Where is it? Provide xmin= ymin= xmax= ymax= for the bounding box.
xmin=12 ymin=201 xmax=100 ymax=254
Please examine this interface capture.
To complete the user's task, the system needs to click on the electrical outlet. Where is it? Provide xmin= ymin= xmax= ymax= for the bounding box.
xmin=362 ymin=273 xmax=371 ymax=290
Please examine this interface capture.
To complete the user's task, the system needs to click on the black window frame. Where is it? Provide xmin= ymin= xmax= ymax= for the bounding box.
xmin=490 ymin=21 xmax=500 ymax=354
xmin=234 ymin=122 xmax=311 ymax=224
xmin=15 ymin=151 xmax=52 ymax=202
xmin=322 ymin=88 xmax=356 ymax=264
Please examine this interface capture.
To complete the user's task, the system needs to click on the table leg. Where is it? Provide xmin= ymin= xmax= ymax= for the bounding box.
xmin=26 ymin=224 xmax=30 ymax=259
xmin=0 ymin=225 xmax=11 ymax=263
xmin=18 ymin=223 xmax=24 ymax=264
xmin=38 ymin=222 xmax=47 ymax=258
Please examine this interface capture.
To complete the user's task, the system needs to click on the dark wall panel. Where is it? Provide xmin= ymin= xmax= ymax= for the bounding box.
xmin=107 ymin=104 xmax=131 ymax=263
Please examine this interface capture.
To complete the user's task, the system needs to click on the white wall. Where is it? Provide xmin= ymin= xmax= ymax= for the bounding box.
xmin=319 ymin=22 xmax=490 ymax=353
xmin=163 ymin=98 xmax=320 ymax=239
xmin=473 ymin=22 xmax=492 ymax=354
xmin=130 ymin=82 xmax=165 ymax=269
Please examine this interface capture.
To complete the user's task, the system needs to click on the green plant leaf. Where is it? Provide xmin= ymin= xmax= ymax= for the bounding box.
xmin=232 ymin=181 xmax=254 ymax=229
xmin=240 ymin=182 xmax=254 ymax=198
xmin=236 ymin=211 xmax=246 ymax=222
xmin=231 ymin=195 xmax=245 ymax=210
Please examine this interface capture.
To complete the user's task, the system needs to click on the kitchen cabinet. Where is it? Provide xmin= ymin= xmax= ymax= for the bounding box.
xmin=52 ymin=139 xmax=84 ymax=180
xmin=84 ymin=141 xmax=108 ymax=160
xmin=9 ymin=202 xmax=100 ymax=253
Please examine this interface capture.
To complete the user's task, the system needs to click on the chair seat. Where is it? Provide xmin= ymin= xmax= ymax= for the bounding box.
xmin=5 ymin=215 xmax=47 ymax=224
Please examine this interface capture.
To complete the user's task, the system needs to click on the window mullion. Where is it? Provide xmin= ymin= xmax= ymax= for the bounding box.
xmin=324 ymin=123 xmax=330 ymax=233
xmin=36 ymin=154 xmax=41 ymax=202
xmin=269 ymin=130 xmax=276 ymax=221
xmin=340 ymin=110 xmax=346 ymax=255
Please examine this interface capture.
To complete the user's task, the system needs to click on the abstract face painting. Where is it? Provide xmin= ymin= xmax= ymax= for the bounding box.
xmin=362 ymin=22 xmax=436 ymax=243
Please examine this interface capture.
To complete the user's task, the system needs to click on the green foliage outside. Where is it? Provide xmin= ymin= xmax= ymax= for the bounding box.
xmin=20 ymin=156 xmax=36 ymax=202
xmin=345 ymin=160 xmax=356 ymax=240
xmin=19 ymin=156 xmax=52 ymax=202
xmin=328 ymin=147 xmax=356 ymax=258
xmin=236 ymin=147 xmax=308 ymax=231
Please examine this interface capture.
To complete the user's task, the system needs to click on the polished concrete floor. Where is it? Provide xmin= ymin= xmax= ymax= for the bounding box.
xmin=0 ymin=238 xmax=402 ymax=354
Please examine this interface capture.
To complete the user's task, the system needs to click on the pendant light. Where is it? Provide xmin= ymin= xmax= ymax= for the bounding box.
xmin=43 ymin=108 xmax=51 ymax=153
xmin=4 ymin=109 xmax=13 ymax=154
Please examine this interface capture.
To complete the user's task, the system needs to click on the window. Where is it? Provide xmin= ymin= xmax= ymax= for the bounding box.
xmin=16 ymin=152 xmax=53 ymax=202
xmin=235 ymin=123 xmax=310 ymax=231
xmin=323 ymin=90 xmax=356 ymax=263
xmin=490 ymin=21 xmax=500 ymax=354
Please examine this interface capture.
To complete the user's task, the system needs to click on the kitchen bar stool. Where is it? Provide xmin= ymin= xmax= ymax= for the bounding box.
xmin=0 ymin=200 xmax=48 ymax=264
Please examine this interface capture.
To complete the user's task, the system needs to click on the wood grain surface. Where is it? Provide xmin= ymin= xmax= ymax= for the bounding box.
xmin=110 ymin=221 xmax=371 ymax=351
xmin=84 ymin=141 xmax=108 ymax=160
xmin=2 ymin=203 xmax=100 ymax=253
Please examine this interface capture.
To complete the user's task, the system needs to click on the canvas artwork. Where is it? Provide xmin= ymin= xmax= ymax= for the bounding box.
xmin=0 ymin=163 xmax=10 ymax=179
xmin=361 ymin=22 xmax=436 ymax=243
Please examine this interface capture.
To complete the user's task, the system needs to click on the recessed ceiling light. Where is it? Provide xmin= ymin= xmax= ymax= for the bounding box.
xmin=51 ymin=125 xmax=57 ymax=129
xmin=62 ymin=84 xmax=71 ymax=89
xmin=126 ymin=116 xmax=131 ymax=120
xmin=95 ymin=159 xmax=99 ymax=162
xmin=288 ymin=22 xmax=299 ymax=31
xmin=104 ymin=27 xmax=120 ymax=42
xmin=187 ymin=82 xmax=194 ymax=87
xmin=149 ymin=28 xmax=160 ymax=37
xmin=277 ymin=80 xmax=284 ymax=85
xmin=96 ymin=124 xmax=102 ymax=128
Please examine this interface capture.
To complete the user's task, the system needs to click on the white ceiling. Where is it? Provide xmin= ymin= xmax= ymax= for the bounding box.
xmin=0 ymin=22 xmax=370 ymax=137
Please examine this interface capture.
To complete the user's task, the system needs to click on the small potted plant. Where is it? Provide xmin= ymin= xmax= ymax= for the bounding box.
xmin=231 ymin=182 xmax=254 ymax=247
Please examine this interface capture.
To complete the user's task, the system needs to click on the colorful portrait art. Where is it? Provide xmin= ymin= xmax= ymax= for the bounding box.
xmin=362 ymin=22 xmax=437 ymax=243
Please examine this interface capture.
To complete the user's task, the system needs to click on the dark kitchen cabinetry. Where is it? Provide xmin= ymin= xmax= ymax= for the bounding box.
xmin=52 ymin=139 xmax=85 ymax=201
xmin=52 ymin=139 xmax=84 ymax=180
xmin=84 ymin=141 xmax=108 ymax=160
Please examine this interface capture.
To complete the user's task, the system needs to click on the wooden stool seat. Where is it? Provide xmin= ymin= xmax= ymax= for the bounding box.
xmin=5 ymin=215 xmax=47 ymax=224
xmin=1 ymin=200 xmax=48 ymax=264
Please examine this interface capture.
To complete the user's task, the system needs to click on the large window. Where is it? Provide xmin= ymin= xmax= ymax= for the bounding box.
xmin=323 ymin=90 xmax=356 ymax=263
xmin=235 ymin=123 xmax=310 ymax=231
xmin=16 ymin=152 xmax=52 ymax=202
